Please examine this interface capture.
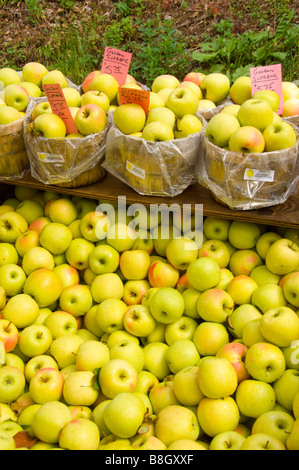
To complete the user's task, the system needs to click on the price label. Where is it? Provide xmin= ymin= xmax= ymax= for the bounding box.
xmin=101 ymin=47 xmax=132 ymax=87
xmin=250 ymin=64 xmax=283 ymax=114
xmin=42 ymin=83 xmax=78 ymax=134
xmin=118 ymin=86 xmax=150 ymax=114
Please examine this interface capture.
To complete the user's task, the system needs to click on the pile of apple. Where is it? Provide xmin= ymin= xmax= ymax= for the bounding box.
xmin=109 ymin=72 xmax=233 ymax=141
xmin=0 ymin=185 xmax=298 ymax=450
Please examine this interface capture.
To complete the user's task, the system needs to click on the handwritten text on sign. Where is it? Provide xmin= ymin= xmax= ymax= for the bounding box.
xmin=101 ymin=47 xmax=132 ymax=87
xmin=42 ymin=83 xmax=78 ymax=134
xmin=250 ymin=64 xmax=283 ymax=114
xmin=118 ymin=86 xmax=150 ymax=114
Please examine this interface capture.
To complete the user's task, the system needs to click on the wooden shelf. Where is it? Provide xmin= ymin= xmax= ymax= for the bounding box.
xmin=1 ymin=172 xmax=299 ymax=229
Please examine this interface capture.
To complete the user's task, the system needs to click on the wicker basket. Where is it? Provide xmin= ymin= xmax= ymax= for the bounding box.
xmin=199 ymin=123 xmax=299 ymax=210
xmin=104 ymin=115 xmax=207 ymax=197
xmin=0 ymin=117 xmax=29 ymax=180
xmin=23 ymin=99 xmax=109 ymax=188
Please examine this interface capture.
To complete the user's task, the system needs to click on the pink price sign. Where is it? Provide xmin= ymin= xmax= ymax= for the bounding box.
xmin=250 ymin=64 xmax=283 ymax=114
xmin=101 ymin=47 xmax=132 ymax=87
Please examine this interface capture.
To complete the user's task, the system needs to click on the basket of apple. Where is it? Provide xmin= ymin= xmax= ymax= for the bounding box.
xmin=199 ymin=91 xmax=299 ymax=210
xmin=103 ymin=74 xmax=208 ymax=197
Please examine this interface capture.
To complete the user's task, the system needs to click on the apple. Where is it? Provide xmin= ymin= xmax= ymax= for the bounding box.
xmin=178 ymin=80 xmax=203 ymax=99
xmin=236 ymin=379 xmax=276 ymax=418
xmin=119 ymin=249 xmax=150 ymax=280
xmin=229 ymin=249 xmax=263 ymax=276
xmin=131 ymin=435 xmax=167 ymax=450
xmin=146 ymin=106 xmax=176 ymax=128
xmin=229 ymin=76 xmax=252 ymax=105
xmin=0 ymin=105 xmax=24 ymax=124
xmin=282 ymin=98 xmax=299 ymax=117
xmin=152 ymin=224 xmax=181 ymax=258
xmin=63 ymin=370 xmax=99 ymax=406
xmin=198 ymin=239 xmax=230 ymax=268
xmin=200 ymin=73 xmax=230 ymax=105
xmin=228 ymin=125 xmax=265 ymax=153
xmin=22 ymin=61 xmax=48 ymax=86
xmin=21 ymin=245 xmax=54 ymax=275
xmin=164 ymin=315 xmax=198 ymax=345
xmin=113 ymin=103 xmax=146 ymax=135
xmin=151 ymin=74 xmax=180 ymax=93
xmin=33 ymin=112 xmax=66 ymax=138
xmin=197 ymin=356 xmax=238 ymax=399
xmin=209 ymin=431 xmax=245 ymax=450
xmin=165 ymin=338 xmax=200 ymax=374
xmin=166 ymin=87 xmax=199 ymax=118
xmin=29 ymin=367 xmax=64 ymax=404
xmin=154 ymin=404 xmax=200 ymax=447
xmin=0 ymin=263 xmax=26 ymax=296
xmin=226 ymin=274 xmax=258 ymax=305
xmin=15 ymin=228 xmax=40 ymax=257
xmin=65 ymin=237 xmax=94 ymax=270
xmin=197 ymin=99 xmax=217 ymax=111
xmin=23 ymin=268 xmax=63 ymax=307
xmin=165 ymin=236 xmax=198 ymax=270
xmin=282 ymin=81 xmax=299 ymax=101
xmin=41 ymin=69 xmax=68 ymax=88
xmin=259 ymin=306 xmax=299 ymax=348
xmin=263 ymin=121 xmax=297 ymax=151
xmin=109 ymin=339 xmax=144 ymax=372
xmin=49 ymin=334 xmax=84 ymax=369
xmin=197 ymin=396 xmax=239 ymax=438
xmin=0 ymin=211 xmax=28 ymax=244
xmin=216 ymin=342 xmax=249 ymax=383
xmin=197 ymin=288 xmax=234 ymax=323
xmin=142 ymin=121 xmax=174 ymax=141
xmin=206 ymin=112 xmax=241 ymax=147
xmin=31 ymin=101 xmax=52 ymax=121
xmin=148 ymin=259 xmax=180 ymax=288
xmin=0 ymin=430 xmax=16 ymax=450
xmin=59 ymin=417 xmax=100 ymax=450
xmin=24 ymin=354 xmax=59 ymax=382
xmin=0 ymin=242 xmax=18 ymax=267
xmin=0 ymin=319 xmax=18 ymax=352
xmin=43 ymin=311 xmax=78 ymax=339
xmin=103 ymin=392 xmax=146 ymax=439
xmin=95 ymin=297 xmax=127 ymax=334
xmin=122 ymin=304 xmax=157 ymax=338
xmin=252 ymin=89 xmax=280 ymax=112
xmin=3 ymin=84 xmax=29 ymax=112
xmin=30 ymin=400 xmax=71 ymax=445
xmin=82 ymin=71 xmax=119 ymax=102
xmin=53 ymin=263 xmax=79 ymax=289
xmin=240 ymin=433 xmax=286 ymax=450
xmin=282 ymin=271 xmax=299 ymax=307
xmin=228 ymin=303 xmax=262 ymax=339
xmin=98 ymin=358 xmax=138 ymax=398
xmin=186 ymin=257 xmax=221 ymax=291
xmin=192 ymin=321 xmax=229 ymax=356
xmin=228 ymin=220 xmax=261 ymax=249
xmin=75 ymin=103 xmax=107 ymax=135
xmin=237 ymin=98 xmax=274 ymax=132
xmin=15 ymin=199 xmax=44 ymax=225
xmin=245 ymin=341 xmax=286 ymax=383
xmin=3 ymin=293 xmax=40 ymax=328
xmin=203 ymin=216 xmax=231 ymax=241
xmin=122 ymin=279 xmax=150 ymax=306
xmin=76 ymin=340 xmax=110 ymax=371
xmin=255 ymin=231 xmax=282 ymax=260
xmin=142 ymin=341 xmax=170 ymax=380
xmin=59 ymin=283 xmax=93 ymax=317
xmin=0 ymin=366 xmax=25 ymax=403
xmin=251 ymin=410 xmax=295 ymax=445
xmin=286 ymin=419 xmax=299 ymax=450
xmin=183 ymin=71 xmax=205 ymax=87
xmin=266 ymin=238 xmax=299 ymax=275
xmin=91 ymin=272 xmax=124 ymax=303
xmin=80 ymin=210 xmax=110 ymax=242
xmin=273 ymin=369 xmax=299 ymax=411
xmin=148 ymin=91 xmax=166 ymax=110
xmin=88 ymin=244 xmax=119 ymax=275
xmin=106 ymin=223 xmax=137 ymax=252
xmin=38 ymin=222 xmax=72 ymax=256
xmin=172 ymin=365 xmax=204 ymax=406
xmin=0 ymin=67 xmax=22 ymax=87
xmin=18 ymin=324 xmax=52 ymax=358
xmin=221 ymin=103 xmax=241 ymax=118
xmin=149 ymin=286 xmax=185 ymax=324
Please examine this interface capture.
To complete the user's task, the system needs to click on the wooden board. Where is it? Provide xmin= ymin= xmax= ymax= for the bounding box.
xmin=1 ymin=172 xmax=299 ymax=229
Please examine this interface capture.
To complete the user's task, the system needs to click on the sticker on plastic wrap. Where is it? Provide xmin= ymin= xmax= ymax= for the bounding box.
xmin=37 ymin=152 xmax=65 ymax=163
xmin=126 ymin=160 xmax=145 ymax=179
xmin=244 ymin=168 xmax=275 ymax=182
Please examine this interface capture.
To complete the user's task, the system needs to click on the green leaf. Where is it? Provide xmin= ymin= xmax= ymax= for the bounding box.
xmin=192 ymin=51 xmax=219 ymax=63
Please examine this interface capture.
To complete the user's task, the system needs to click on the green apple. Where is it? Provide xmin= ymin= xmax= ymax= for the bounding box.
xmin=119 ymin=249 xmax=150 ymax=280
xmin=282 ymin=271 xmax=299 ymax=307
xmin=174 ymin=114 xmax=203 ymax=138
xmin=197 ymin=288 xmax=234 ymax=323
xmin=4 ymin=84 xmax=29 ymax=111
xmin=166 ymin=87 xmax=199 ymax=118
xmin=240 ymin=433 xmax=286 ymax=450
xmin=181 ymin=287 xmax=201 ymax=319
xmin=43 ymin=311 xmax=78 ymax=339
xmin=31 ymin=100 xmax=52 ymax=120
xmin=104 ymin=392 xmax=146 ymax=439
xmin=82 ymin=71 xmax=119 ymax=102
xmin=24 ymin=354 xmax=59 ymax=382
xmin=237 ymin=98 xmax=274 ymax=132
xmin=229 ymin=249 xmax=263 ymax=276
xmin=154 ymin=405 xmax=200 ymax=447
xmin=229 ymin=76 xmax=252 ymax=105
xmin=0 ymin=430 xmax=16 ymax=450
xmin=63 ymin=370 xmax=99 ymax=406
xmin=209 ymin=431 xmax=245 ymax=450
xmin=282 ymin=81 xmax=299 ymax=101
xmin=263 ymin=121 xmax=297 ymax=151
xmin=22 ymin=246 xmax=54 ymax=275
xmin=109 ymin=339 xmax=144 ymax=372
xmin=49 ymin=334 xmax=85 ymax=369
xmin=193 ymin=321 xmax=229 ymax=356
xmin=200 ymin=73 xmax=230 ymax=105
xmin=0 ymin=365 xmax=25 ymax=403
xmin=80 ymin=90 xmax=109 ymax=113
xmin=197 ymin=396 xmax=239 ymax=437
xmin=65 ymin=237 xmax=94 ymax=270
xmin=0 ymin=420 xmax=22 ymax=438
xmin=142 ymin=121 xmax=174 ymax=141
xmin=113 ymin=103 xmax=146 ymax=135
xmin=20 ymin=81 xmax=42 ymax=98
xmin=106 ymin=222 xmax=137 ymax=252
xmin=172 ymin=366 xmax=204 ymax=406
xmin=15 ymin=229 xmax=40 ymax=257
xmin=250 ymin=265 xmax=281 ymax=287
xmin=228 ymin=303 xmax=262 ymax=339
xmin=122 ymin=304 xmax=156 ymax=337
xmin=31 ymin=400 xmax=71 ymax=444
xmin=122 ymin=279 xmax=151 ymax=306
xmin=61 ymin=86 xmax=81 ymax=108
xmin=0 ymin=105 xmax=24 ymax=124
xmin=286 ymin=418 xmax=299 ymax=450
xmin=80 ymin=210 xmax=110 ymax=242
xmin=198 ymin=239 xmax=230 ymax=268
xmin=0 ymin=211 xmax=28 ymax=244
xmin=95 ymin=297 xmax=127 ymax=334
xmin=22 ymin=61 xmax=48 ymax=86
xmin=0 ymin=242 xmax=18 ymax=267
xmin=273 ymin=369 xmax=299 ymax=411
xmin=251 ymin=410 xmax=294 ymax=445
xmin=3 ymin=293 xmax=40 ymax=328
xmin=252 ymin=90 xmax=280 ymax=112
xmin=166 ymin=236 xmax=198 ymax=270
xmin=151 ymin=74 xmax=180 ymax=93
xmin=228 ymin=220 xmax=261 ymax=249
xmin=75 ymin=103 xmax=107 ymax=136
xmin=206 ymin=112 xmax=240 ymax=147
xmin=242 ymin=318 xmax=266 ymax=348
xmin=183 ymin=71 xmax=205 ymax=87
xmin=251 ymin=283 xmax=287 ymax=313
xmin=148 ymin=91 xmax=166 ymax=110
xmin=260 ymin=306 xmax=299 ymax=347
xmin=131 ymin=435 xmax=167 ymax=450
xmin=29 ymin=367 xmax=64 ymax=404
xmin=236 ymin=379 xmax=276 ymax=418
xmin=282 ymin=98 xmax=299 ymax=117
xmin=245 ymin=341 xmax=286 ymax=383
xmin=53 ymin=263 xmax=79 ymax=289
xmin=164 ymin=315 xmax=198 ymax=344
xmin=228 ymin=125 xmax=265 ymax=153
xmin=148 ymin=259 xmax=180 ymax=288
xmin=23 ymin=268 xmax=63 ymax=307
xmin=142 ymin=341 xmax=170 ymax=380
xmin=41 ymin=69 xmax=68 ymax=88
xmin=216 ymin=341 xmax=250 ymax=383
xmin=197 ymin=356 xmax=238 ymax=398
xmin=88 ymin=243 xmax=119 ymax=275
xmin=146 ymin=106 xmax=176 ymax=128
xmin=165 ymin=339 xmax=200 ymax=374
xmin=203 ymin=216 xmax=231 ymax=241
xmin=149 ymin=287 xmax=185 ymax=324
xmin=0 ymin=67 xmax=22 ymax=87
xmin=178 ymin=80 xmax=203 ymax=99
xmin=59 ymin=417 xmax=100 ymax=450
xmin=39 ymin=222 xmax=72 ymax=255
xmin=256 ymin=231 xmax=282 ymax=259
xmin=266 ymin=238 xmax=299 ymax=275
xmin=197 ymin=99 xmax=217 ymax=111
xmin=221 ymin=103 xmax=241 ymax=117
xmin=186 ymin=257 xmax=221 ymax=291
xmin=0 ymin=263 xmax=26 ymax=297
xmin=15 ymin=199 xmax=44 ymax=225
xmin=59 ymin=283 xmax=93 ymax=317
xmin=33 ymin=112 xmax=66 ymax=138
xmin=18 ymin=324 xmax=52 ymax=358
xmin=98 ymin=358 xmax=138 ymax=398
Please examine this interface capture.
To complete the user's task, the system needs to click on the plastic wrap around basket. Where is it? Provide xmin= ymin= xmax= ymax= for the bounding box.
xmin=103 ymin=114 xmax=207 ymax=197
xmin=0 ymin=116 xmax=29 ymax=180
xmin=199 ymin=123 xmax=299 ymax=210
xmin=23 ymin=99 xmax=109 ymax=188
